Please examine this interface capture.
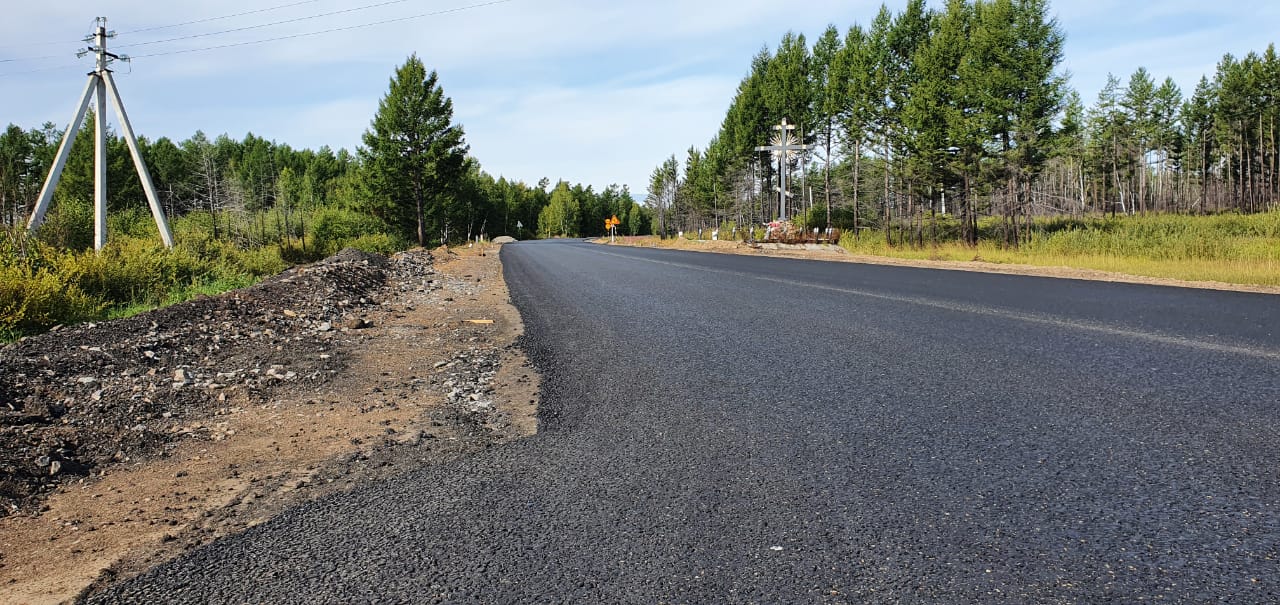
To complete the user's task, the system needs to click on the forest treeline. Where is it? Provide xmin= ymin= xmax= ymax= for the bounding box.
xmin=0 ymin=118 xmax=646 ymax=251
xmin=0 ymin=54 xmax=651 ymax=337
xmin=647 ymin=0 xmax=1280 ymax=246
xmin=0 ymin=87 xmax=649 ymax=251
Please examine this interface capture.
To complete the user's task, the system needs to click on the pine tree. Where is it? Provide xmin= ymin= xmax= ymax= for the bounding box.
xmin=646 ymin=156 xmax=679 ymax=237
xmin=811 ymin=24 xmax=844 ymax=229
xmin=1151 ymin=77 xmax=1184 ymax=211
xmin=0 ymin=125 xmax=37 ymax=227
xmin=1123 ymin=67 xmax=1157 ymax=213
xmin=903 ymin=0 xmax=969 ymax=238
xmin=360 ymin=54 xmax=468 ymax=247
xmin=1006 ymin=0 xmax=1067 ymax=233
xmin=838 ymin=23 xmax=874 ymax=238
xmin=1183 ymin=76 xmax=1218 ymax=212
xmin=764 ymin=32 xmax=813 ymax=137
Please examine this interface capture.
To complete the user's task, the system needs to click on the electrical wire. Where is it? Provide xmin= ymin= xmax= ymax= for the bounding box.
xmin=0 ymin=62 xmax=89 ymax=77
xmin=128 ymin=0 xmax=514 ymax=59
xmin=0 ymin=53 xmax=67 ymax=64
xmin=117 ymin=0 xmax=322 ymax=35
xmin=116 ymin=0 xmax=420 ymax=50
xmin=0 ymin=0 xmax=514 ymax=77
xmin=0 ymin=1 xmax=318 ymax=52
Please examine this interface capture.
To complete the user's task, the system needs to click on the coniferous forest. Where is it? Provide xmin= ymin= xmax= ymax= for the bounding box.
xmin=646 ymin=0 xmax=1280 ymax=247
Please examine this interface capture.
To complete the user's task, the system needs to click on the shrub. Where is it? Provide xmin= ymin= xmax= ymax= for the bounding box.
xmin=0 ymin=263 xmax=103 ymax=336
xmin=108 ymin=206 xmax=161 ymax=240
xmin=54 ymin=237 xmax=206 ymax=305
xmin=344 ymin=232 xmax=409 ymax=255
xmin=311 ymin=207 xmax=398 ymax=255
xmin=226 ymin=245 xmax=288 ymax=277
xmin=34 ymin=198 xmax=94 ymax=250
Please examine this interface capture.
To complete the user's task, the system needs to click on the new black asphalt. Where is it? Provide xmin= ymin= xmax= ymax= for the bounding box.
xmin=96 ymin=239 xmax=1280 ymax=603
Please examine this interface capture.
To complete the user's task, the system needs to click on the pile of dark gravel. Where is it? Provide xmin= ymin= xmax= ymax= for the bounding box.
xmin=0 ymin=248 xmax=430 ymax=516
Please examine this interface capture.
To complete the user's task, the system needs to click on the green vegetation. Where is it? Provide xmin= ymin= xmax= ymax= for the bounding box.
xmin=645 ymin=0 xmax=1280 ymax=267
xmin=0 ymin=230 xmax=261 ymax=340
xmin=0 ymin=55 xmax=655 ymax=340
xmin=835 ymin=211 xmax=1280 ymax=285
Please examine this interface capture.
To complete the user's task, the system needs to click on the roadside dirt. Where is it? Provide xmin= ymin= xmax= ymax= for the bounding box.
xmin=605 ymin=238 xmax=1280 ymax=295
xmin=0 ymin=244 xmax=538 ymax=604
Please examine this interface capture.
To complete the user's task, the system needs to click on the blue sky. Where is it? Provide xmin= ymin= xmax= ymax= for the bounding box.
xmin=1 ymin=0 xmax=1278 ymax=198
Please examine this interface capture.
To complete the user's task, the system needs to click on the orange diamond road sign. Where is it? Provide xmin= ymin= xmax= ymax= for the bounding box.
xmin=610 ymin=216 xmax=620 ymax=226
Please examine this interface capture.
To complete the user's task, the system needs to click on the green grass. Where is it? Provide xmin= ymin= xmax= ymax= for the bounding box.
xmin=0 ymin=232 xmax=283 ymax=341
xmin=104 ymin=274 xmax=261 ymax=321
xmin=1 ymin=202 xmax=411 ymax=342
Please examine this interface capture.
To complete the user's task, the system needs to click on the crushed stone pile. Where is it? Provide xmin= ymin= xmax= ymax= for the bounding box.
xmin=0 ymin=248 xmax=433 ymax=516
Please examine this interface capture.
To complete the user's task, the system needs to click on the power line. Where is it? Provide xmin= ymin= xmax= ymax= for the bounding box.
xmin=116 ymin=0 xmax=421 ymax=50
xmin=0 ymin=0 xmax=514 ymax=77
xmin=0 ymin=62 xmax=87 ymax=77
xmin=129 ymin=0 xmax=514 ymax=59
xmin=0 ymin=35 xmax=84 ymax=52
xmin=0 ymin=53 xmax=64 ymax=64
xmin=118 ymin=0 xmax=322 ymax=35
xmin=0 ymin=1 xmax=320 ymax=52
xmin=0 ymin=1 xmax=321 ymax=59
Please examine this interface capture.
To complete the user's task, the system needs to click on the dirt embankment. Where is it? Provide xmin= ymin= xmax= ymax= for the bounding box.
xmin=0 ymin=245 xmax=538 ymax=604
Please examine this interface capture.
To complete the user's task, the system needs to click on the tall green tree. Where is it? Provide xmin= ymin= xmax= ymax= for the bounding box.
xmin=1183 ymin=76 xmax=1217 ymax=211
xmin=1122 ymin=67 xmax=1157 ymax=212
xmin=537 ymin=181 xmax=579 ymax=238
xmin=646 ymin=155 xmax=680 ymax=237
xmin=764 ymin=32 xmax=813 ymax=138
xmin=0 ymin=125 xmax=38 ymax=228
xmin=838 ymin=23 xmax=874 ymax=236
xmin=360 ymin=54 xmax=468 ymax=246
xmin=811 ymin=24 xmax=844 ymax=228
xmin=903 ymin=0 xmax=970 ymax=234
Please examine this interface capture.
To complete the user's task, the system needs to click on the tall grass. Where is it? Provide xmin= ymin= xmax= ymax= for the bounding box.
xmin=0 ymin=232 xmax=279 ymax=340
xmin=0 ymin=202 xmax=410 ymax=340
xmin=838 ymin=212 xmax=1280 ymax=286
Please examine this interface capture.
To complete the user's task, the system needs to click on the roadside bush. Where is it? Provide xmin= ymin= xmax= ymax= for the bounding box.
xmin=34 ymin=198 xmax=93 ymax=250
xmin=56 ymin=237 xmax=206 ymax=305
xmin=107 ymin=206 xmax=161 ymax=240
xmin=224 ymin=244 xmax=288 ymax=277
xmin=344 ymin=232 xmax=408 ymax=255
xmin=311 ymin=207 xmax=398 ymax=256
xmin=0 ymin=262 xmax=103 ymax=336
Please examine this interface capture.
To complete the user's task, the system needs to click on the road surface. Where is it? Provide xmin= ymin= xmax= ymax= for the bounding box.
xmin=99 ymin=239 xmax=1280 ymax=603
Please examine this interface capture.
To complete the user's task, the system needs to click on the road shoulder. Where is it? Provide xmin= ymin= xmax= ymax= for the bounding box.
xmin=0 ymin=246 xmax=538 ymax=604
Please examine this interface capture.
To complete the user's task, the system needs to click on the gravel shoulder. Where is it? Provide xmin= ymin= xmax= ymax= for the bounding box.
xmin=601 ymin=238 xmax=1280 ymax=295
xmin=0 ymin=245 xmax=537 ymax=604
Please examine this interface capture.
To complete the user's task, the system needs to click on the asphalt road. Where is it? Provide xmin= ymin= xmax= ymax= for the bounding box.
xmin=98 ymin=240 xmax=1280 ymax=603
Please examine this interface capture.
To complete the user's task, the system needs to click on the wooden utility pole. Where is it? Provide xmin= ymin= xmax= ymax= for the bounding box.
xmin=27 ymin=17 xmax=174 ymax=250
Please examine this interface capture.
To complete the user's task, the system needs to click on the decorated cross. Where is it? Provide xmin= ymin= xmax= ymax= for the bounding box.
xmin=754 ymin=118 xmax=811 ymax=221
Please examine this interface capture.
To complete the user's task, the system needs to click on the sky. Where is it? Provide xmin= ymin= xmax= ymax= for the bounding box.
xmin=1 ymin=0 xmax=1278 ymax=198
